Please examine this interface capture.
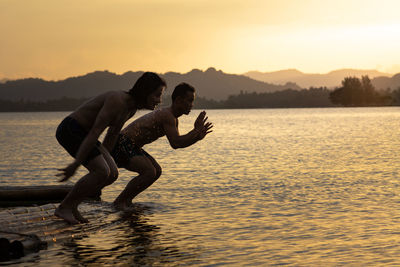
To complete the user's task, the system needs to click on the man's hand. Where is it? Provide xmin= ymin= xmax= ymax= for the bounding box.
xmin=56 ymin=162 xmax=79 ymax=182
xmin=194 ymin=111 xmax=207 ymax=130
xmin=194 ymin=111 xmax=213 ymax=140
xmin=197 ymin=121 xmax=213 ymax=140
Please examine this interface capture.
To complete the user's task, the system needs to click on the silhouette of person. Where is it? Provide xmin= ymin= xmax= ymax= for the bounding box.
xmin=55 ymin=72 xmax=166 ymax=224
xmin=109 ymin=83 xmax=213 ymax=210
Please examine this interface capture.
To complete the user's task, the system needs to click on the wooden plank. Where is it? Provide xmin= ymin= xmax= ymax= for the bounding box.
xmin=0 ymin=185 xmax=72 ymax=201
xmin=0 ymin=185 xmax=73 ymax=201
xmin=0 ymin=185 xmax=101 ymax=207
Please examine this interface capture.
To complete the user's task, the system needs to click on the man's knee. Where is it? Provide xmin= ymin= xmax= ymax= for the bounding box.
xmin=141 ymin=166 xmax=157 ymax=179
xmin=144 ymin=166 xmax=161 ymax=187
xmin=92 ymin=163 xmax=118 ymax=183
xmin=155 ymin=166 xmax=162 ymax=178
xmin=109 ymin=164 xmax=119 ymax=181
xmin=93 ymin=164 xmax=111 ymax=179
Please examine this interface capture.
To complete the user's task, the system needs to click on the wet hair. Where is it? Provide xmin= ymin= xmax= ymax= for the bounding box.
xmin=128 ymin=72 xmax=166 ymax=105
xmin=171 ymin=83 xmax=195 ymax=102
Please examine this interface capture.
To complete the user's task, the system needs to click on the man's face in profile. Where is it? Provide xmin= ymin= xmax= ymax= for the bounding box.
xmin=181 ymin=91 xmax=195 ymax=115
xmin=146 ymin=86 xmax=165 ymax=110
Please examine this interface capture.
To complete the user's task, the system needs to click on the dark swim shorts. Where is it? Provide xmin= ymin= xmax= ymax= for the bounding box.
xmin=111 ymin=134 xmax=150 ymax=168
xmin=55 ymin=116 xmax=102 ymax=165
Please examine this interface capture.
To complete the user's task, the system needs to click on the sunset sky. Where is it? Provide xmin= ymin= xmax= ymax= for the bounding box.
xmin=1 ymin=0 xmax=400 ymax=80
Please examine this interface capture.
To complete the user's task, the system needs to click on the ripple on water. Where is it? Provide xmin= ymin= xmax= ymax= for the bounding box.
xmin=2 ymin=109 xmax=400 ymax=265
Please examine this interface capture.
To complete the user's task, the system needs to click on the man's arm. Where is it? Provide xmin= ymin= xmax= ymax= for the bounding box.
xmin=57 ymin=96 xmax=119 ymax=181
xmin=102 ymin=125 xmax=122 ymax=152
xmin=163 ymin=111 xmax=213 ymax=149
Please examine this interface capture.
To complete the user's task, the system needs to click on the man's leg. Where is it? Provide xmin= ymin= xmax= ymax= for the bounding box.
xmin=98 ymin=145 xmax=120 ymax=189
xmin=113 ymin=155 xmax=157 ymax=211
xmin=55 ymin=154 xmax=113 ymax=224
xmin=142 ymin=152 xmax=162 ymax=186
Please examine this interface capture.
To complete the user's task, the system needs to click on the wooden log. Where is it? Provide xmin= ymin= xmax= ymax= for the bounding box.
xmin=0 ymin=202 xmax=101 ymax=236
xmin=0 ymin=185 xmax=73 ymax=201
xmin=0 ymin=185 xmax=101 ymax=207
xmin=0 ymin=201 xmax=137 ymax=260
xmin=0 ymin=204 xmax=70 ymax=260
xmin=0 ymin=204 xmax=57 ymax=218
xmin=0 ymin=238 xmax=11 ymax=261
xmin=0 ymin=231 xmax=46 ymax=261
xmin=0 ymin=204 xmax=58 ymax=228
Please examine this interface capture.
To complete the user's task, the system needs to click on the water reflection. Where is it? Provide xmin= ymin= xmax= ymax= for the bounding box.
xmin=3 ymin=109 xmax=400 ymax=265
xmin=59 ymin=204 xmax=195 ymax=266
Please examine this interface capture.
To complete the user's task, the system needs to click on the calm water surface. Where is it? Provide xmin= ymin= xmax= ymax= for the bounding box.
xmin=1 ymin=108 xmax=400 ymax=266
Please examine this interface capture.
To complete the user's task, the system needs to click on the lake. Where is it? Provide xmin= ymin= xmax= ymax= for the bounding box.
xmin=1 ymin=108 xmax=400 ymax=266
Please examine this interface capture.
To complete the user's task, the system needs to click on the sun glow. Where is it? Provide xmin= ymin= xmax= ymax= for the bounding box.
xmin=1 ymin=0 xmax=400 ymax=79
xmin=226 ymin=23 xmax=400 ymax=74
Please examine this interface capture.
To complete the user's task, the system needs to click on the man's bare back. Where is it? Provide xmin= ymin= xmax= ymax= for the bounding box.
xmin=121 ymin=107 xmax=175 ymax=148
xmin=70 ymin=91 xmax=136 ymax=133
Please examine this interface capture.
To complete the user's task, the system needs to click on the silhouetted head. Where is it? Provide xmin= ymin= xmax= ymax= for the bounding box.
xmin=128 ymin=72 xmax=166 ymax=110
xmin=171 ymin=83 xmax=195 ymax=115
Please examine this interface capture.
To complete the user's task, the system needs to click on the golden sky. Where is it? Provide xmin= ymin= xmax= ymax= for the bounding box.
xmin=1 ymin=0 xmax=400 ymax=80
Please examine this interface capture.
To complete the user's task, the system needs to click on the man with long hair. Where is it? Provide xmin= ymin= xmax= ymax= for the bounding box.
xmin=55 ymin=72 xmax=166 ymax=224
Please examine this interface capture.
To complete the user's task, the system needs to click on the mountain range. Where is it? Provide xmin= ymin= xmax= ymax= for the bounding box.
xmin=0 ymin=68 xmax=301 ymax=101
xmin=244 ymin=69 xmax=398 ymax=88
xmin=1 ymin=68 xmax=399 ymax=101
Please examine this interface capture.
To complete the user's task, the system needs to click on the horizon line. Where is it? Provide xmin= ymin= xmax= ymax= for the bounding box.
xmin=0 ymin=67 xmax=397 ymax=82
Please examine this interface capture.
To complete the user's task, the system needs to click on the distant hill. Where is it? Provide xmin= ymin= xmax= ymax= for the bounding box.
xmin=162 ymin=68 xmax=301 ymax=100
xmin=371 ymin=73 xmax=400 ymax=90
xmin=0 ymin=68 xmax=302 ymax=101
xmin=244 ymin=69 xmax=393 ymax=88
xmin=0 ymin=71 xmax=142 ymax=102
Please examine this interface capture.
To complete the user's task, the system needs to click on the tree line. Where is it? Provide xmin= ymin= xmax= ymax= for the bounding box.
xmin=0 ymin=88 xmax=334 ymax=112
xmin=0 ymin=97 xmax=88 ymax=112
xmin=329 ymin=76 xmax=395 ymax=106
xmin=1 ymin=76 xmax=399 ymax=112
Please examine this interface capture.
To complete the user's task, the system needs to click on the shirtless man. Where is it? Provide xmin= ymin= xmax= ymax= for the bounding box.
xmin=55 ymin=72 xmax=166 ymax=224
xmin=110 ymin=82 xmax=213 ymax=210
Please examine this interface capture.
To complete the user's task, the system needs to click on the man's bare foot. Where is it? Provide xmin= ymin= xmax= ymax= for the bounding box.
xmin=54 ymin=207 xmax=80 ymax=224
xmin=73 ymin=209 xmax=89 ymax=223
